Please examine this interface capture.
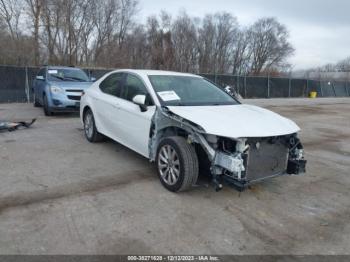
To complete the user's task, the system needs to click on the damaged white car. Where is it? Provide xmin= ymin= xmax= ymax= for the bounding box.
xmin=80 ymin=70 xmax=306 ymax=192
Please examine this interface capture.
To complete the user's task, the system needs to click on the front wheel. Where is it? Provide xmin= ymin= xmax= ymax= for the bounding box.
xmin=156 ymin=136 xmax=199 ymax=192
xmin=43 ymin=95 xmax=53 ymax=116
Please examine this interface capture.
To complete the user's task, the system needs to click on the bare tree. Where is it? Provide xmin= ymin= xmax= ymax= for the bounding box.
xmin=41 ymin=0 xmax=61 ymax=64
xmin=0 ymin=0 xmax=30 ymax=65
xmin=0 ymin=0 xmax=22 ymax=39
xmin=231 ymin=29 xmax=251 ymax=75
xmin=172 ymin=11 xmax=198 ymax=72
xmin=247 ymin=17 xmax=294 ymax=75
xmin=25 ymin=0 xmax=43 ymax=65
xmin=336 ymin=57 xmax=350 ymax=72
xmin=159 ymin=10 xmax=174 ymax=70
xmin=125 ymin=25 xmax=148 ymax=68
xmin=213 ymin=13 xmax=238 ymax=73
xmin=0 ymin=3 xmax=296 ymax=74
xmin=75 ymin=0 xmax=95 ymax=66
xmin=116 ymin=0 xmax=138 ymax=48
xmin=146 ymin=15 xmax=163 ymax=69
xmin=198 ymin=12 xmax=238 ymax=74
xmin=197 ymin=14 xmax=215 ymax=73
xmin=83 ymin=0 xmax=115 ymax=65
xmin=145 ymin=12 xmax=174 ymax=70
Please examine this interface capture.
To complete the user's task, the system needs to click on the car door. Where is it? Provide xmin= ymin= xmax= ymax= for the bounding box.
xmin=116 ymin=73 xmax=156 ymax=157
xmin=92 ymin=72 xmax=125 ymax=140
xmin=33 ymin=68 xmax=46 ymax=104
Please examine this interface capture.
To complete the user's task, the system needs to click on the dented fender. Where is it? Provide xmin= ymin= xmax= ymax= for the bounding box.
xmin=148 ymin=106 xmax=210 ymax=161
xmin=148 ymin=107 xmax=245 ymax=172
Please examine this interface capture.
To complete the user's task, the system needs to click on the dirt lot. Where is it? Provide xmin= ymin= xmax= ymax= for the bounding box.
xmin=0 ymin=98 xmax=349 ymax=255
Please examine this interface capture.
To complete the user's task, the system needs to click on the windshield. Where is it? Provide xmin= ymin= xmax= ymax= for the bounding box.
xmin=47 ymin=68 xmax=89 ymax=82
xmin=148 ymin=75 xmax=238 ymax=106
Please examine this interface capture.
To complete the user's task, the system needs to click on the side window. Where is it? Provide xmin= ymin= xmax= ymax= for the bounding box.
xmin=123 ymin=74 xmax=154 ymax=105
xmin=37 ymin=68 xmax=46 ymax=79
xmin=99 ymin=73 xmax=124 ymax=97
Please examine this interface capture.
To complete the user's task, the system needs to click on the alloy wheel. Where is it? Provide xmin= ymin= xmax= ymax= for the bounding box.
xmin=158 ymin=145 xmax=181 ymax=185
xmin=84 ymin=112 xmax=94 ymax=139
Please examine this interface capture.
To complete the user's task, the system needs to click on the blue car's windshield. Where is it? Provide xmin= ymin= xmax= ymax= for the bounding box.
xmin=148 ymin=75 xmax=238 ymax=106
xmin=48 ymin=68 xmax=89 ymax=82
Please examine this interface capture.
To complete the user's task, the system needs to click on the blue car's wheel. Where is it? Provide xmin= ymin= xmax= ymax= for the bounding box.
xmin=33 ymin=93 xmax=41 ymax=107
xmin=43 ymin=94 xmax=53 ymax=116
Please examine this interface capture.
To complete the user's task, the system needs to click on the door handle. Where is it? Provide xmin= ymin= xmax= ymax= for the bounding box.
xmin=113 ymin=104 xmax=120 ymax=109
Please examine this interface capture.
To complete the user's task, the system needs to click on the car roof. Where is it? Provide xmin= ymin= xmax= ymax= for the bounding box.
xmin=112 ymin=69 xmax=202 ymax=78
xmin=47 ymin=66 xmax=83 ymax=70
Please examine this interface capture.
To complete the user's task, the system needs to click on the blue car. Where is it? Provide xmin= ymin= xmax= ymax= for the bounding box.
xmin=32 ymin=66 xmax=95 ymax=116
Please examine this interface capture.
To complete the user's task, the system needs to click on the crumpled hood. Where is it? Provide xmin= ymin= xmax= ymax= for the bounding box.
xmin=167 ymin=104 xmax=300 ymax=138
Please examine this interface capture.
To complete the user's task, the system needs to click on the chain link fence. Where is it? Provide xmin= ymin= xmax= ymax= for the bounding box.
xmin=200 ymin=74 xmax=350 ymax=98
xmin=0 ymin=65 xmax=349 ymax=103
xmin=0 ymin=65 xmax=112 ymax=103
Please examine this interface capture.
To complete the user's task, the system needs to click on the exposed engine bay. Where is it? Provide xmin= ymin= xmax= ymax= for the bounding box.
xmin=149 ymin=107 xmax=306 ymax=191
xmin=207 ymin=134 xmax=306 ymax=191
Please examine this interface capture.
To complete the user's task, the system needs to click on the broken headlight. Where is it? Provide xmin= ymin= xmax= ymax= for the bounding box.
xmin=287 ymin=134 xmax=307 ymax=174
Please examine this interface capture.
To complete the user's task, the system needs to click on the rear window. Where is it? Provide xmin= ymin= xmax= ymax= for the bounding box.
xmin=99 ymin=73 xmax=124 ymax=97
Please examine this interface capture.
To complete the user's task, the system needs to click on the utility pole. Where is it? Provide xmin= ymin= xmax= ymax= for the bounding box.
xmin=244 ymin=74 xmax=247 ymax=98
xmin=289 ymin=77 xmax=292 ymax=98
xmin=267 ymin=73 xmax=270 ymax=98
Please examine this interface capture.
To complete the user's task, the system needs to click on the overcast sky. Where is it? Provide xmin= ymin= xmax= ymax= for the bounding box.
xmin=139 ymin=0 xmax=350 ymax=70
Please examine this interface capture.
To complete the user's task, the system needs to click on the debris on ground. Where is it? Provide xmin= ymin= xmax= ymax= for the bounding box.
xmin=0 ymin=119 xmax=36 ymax=132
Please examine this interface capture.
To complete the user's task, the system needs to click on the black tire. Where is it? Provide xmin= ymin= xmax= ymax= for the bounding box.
xmin=43 ymin=94 xmax=53 ymax=116
xmin=156 ymin=136 xmax=199 ymax=192
xmin=33 ymin=93 xmax=41 ymax=107
xmin=83 ymin=109 xmax=104 ymax=143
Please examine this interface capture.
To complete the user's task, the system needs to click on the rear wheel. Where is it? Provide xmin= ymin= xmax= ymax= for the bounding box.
xmin=43 ymin=94 xmax=53 ymax=116
xmin=156 ymin=136 xmax=199 ymax=192
xmin=83 ymin=109 xmax=104 ymax=142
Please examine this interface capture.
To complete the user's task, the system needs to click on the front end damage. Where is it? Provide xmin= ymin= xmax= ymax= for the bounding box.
xmin=149 ymin=107 xmax=306 ymax=192
xmin=208 ymin=135 xmax=306 ymax=191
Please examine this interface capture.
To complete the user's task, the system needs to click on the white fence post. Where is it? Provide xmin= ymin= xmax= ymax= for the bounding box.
xmin=25 ymin=67 xmax=30 ymax=103
xmin=267 ymin=74 xmax=270 ymax=98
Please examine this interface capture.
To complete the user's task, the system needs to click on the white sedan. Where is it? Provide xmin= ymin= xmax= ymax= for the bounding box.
xmin=80 ymin=70 xmax=306 ymax=192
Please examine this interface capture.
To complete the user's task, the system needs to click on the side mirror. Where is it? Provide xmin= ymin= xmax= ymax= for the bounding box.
xmin=225 ymin=85 xmax=242 ymax=101
xmin=36 ymin=75 xmax=44 ymax=81
xmin=90 ymin=77 xmax=96 ymax=82
xmin=132 ymin=94 xmax=147 ymax=112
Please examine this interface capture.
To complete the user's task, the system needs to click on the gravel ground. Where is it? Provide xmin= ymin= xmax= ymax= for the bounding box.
xmin=0 ymin=98 xmax=349 ymax=255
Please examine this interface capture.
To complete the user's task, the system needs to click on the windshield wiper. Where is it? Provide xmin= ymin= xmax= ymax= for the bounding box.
xmin=167 ymin=101 xmax=187 ymax=106
xmin=50 ymin=75 xmax=65 ymax=81
xmin=50 ymin=75 xmax=86 ymax=82
xmin=58 ymin=76 xmax=84 ymax=82
xmin=64 ymin=76 xmax=86 ymax=82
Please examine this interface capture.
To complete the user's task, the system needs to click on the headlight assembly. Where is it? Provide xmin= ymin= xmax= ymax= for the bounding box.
xmin=50 ymin=86 xmax=64 ymax=94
